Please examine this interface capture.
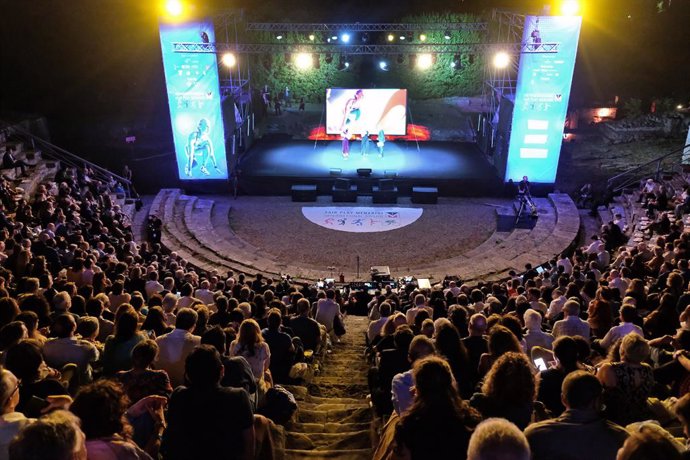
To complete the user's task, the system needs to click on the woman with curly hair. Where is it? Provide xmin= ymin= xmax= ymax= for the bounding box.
xmin=477 ymin=325 xmax=523 ymax=378
xmin=392 ymin=356 xmax=481 ymax=459
xmin=470 ymin=352 xmax=537 ymax=430
xmin=70 ymin=379 xmax=166 ymax=459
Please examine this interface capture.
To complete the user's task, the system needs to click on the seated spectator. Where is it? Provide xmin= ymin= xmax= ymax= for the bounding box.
xmin=107 ymin=281 xmax=131 ymax=313
xmin=161 ymin=345 xmax=255 ymax=460
xmin=42 ymin=314 xmax=99 ymax=384
xmin=599 ymin=304 xmax=644 ymax=351
xmin=0 ymin=369 xmax=33 ymax=459
xmin=155 ymin=308 xmax=201 ymax=388
xmin=462 ymin=313 xmax=488 ymax=389
xmin=117 ymin=339 xmax=172 ymax=404
xmin=523 ymin=309 xmax=554 ymax=355
xmin=537 ymin=336 xmax=588 ymax=416
xmin=367 ymin=302 xmax=391 ymax=344
xmin=8 ymin=410 xmax=86 ymax=460
xmin=374 ymin=313 xmax=407 ymax=353
xmin=616 ymin=424 xmax=684 ymax=460
xmin=391 ymin=335 xmax=435 ymax=415
xmin=315 ymin=289 xmax=341 ymax=334
xmin=391 ymin=356 xmax=481 ymax=459
xmin=371 ymin=325 xmax=413 ymax=417
xmin=289 ymin=298 xmax=322 ymax=352
xmin=85 ymin=297 xmax=114 ymax=343
xmin=208 ymin=295 xmax=232 ymax=328
xmin=467 ymin=418 xmax=531 ymax=460
xmin=201 ymin=326 xmax=256 ymax=395
xmin=477 ymin=325 xmax=522 ymax=378
xmin=597 ymin=333 xmax=655 ymax=425
xmin=261 ymin=309 xmax=294 ymax=384
xmin=102 ymin=306 xmax=146 ymax=376
xmin=70 ymin=379 xmax=163 ymax=459
xmin=229 ymin=319 xmax=271 ymax=390
xmin=141 ymin=306 xmax=171 ymax=338
xmin=405 ymin=294 xmax=433 ymax=325
xmin=526 ymin=371 xmax=628 ymax=460
xmin=15 ymin=311 xmax=47 ymax=344
xmin=552 ymin=300 xmax=590 ymax=339
xmin=587 ymin=295 xmax=614 ymax=340
xmin=435 ymin=322 xmax=473 ymax=399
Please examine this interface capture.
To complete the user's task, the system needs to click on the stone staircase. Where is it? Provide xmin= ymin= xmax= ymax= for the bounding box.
xmin=150 ymin=189 xmax=581 ymax=283
xmin=281 ymin=315 xmax=373 ymax=460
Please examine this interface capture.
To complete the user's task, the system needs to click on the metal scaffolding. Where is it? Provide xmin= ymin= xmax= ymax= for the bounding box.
xmin=244 ymin=22 xmax=488 ymax=32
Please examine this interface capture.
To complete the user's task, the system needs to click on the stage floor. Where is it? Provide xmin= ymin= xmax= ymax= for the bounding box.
xmin=238 ymin=139 xmax=502 ymax=196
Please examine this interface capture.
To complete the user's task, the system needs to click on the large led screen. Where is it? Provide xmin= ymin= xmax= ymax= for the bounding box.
xmin=159 ymin=21 xmax=228 ymax=180
xmin=326 ymin=89 xmax=407 ymax=136
xmin=504 ymin=16 xmax=582 ymax=184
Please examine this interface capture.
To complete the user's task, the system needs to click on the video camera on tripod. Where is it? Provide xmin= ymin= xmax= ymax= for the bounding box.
xmin=515 ymin=176 xmax=538 ymax=223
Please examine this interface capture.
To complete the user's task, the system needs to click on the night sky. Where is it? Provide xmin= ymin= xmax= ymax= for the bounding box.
xmin=0 ymin=0 xmax=688 ymax=161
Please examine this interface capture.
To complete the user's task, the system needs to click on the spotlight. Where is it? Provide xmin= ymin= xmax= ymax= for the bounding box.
xmin=387 ymin=34 xmax=394 ymax=42
xmin=493 ymin=51 xmax=510 ymax=69
xmin=276 ymin=34 xmax=283 ymax=40
xmin=399 ymin=34 xmax=406 ymax=40
xmin=678 ymin=104 xmax=684 ymax=110
xmin=341 ymin=33 xmax=350 ymax=43
xmin=308 ymin=34 xmax=315 ymax=41
xmin=444 ymin=30 xmax=451 ymax=40
xmin=294 ymin=53 xmax=313 ymax=70
xmin=344 ymin=61 xmax=350 ymax=69
xmin=331 ymin=35 xmax=338 ymax=41
xmin=164 ymin=0 xmax=183 ymax=16
xmin=416 ymin=54 xmax=433 ymax=70
xmin=221 ymin=53 xmax=236 ymax=68
xmin=379 ymin=60 xmax=388 ymax=71
xmin=560 ymin=0 xmax=580 ymax=16
xmin=419 ymin=33 xmax=427 ymax=42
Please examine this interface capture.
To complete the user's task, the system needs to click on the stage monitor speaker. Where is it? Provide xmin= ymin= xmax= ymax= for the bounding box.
xmin=329 ymin=168 xmax=342 ymax=176
xmin=412 ymin=186 xmax=439 ymax=204
xmin=333 ymin=178 xmax=351 ymax=191
xmin=379 ymin=179 xmax=395 ymax=191
xmin=291 ymin=184 xmax=317 ymax=202
xmin=357 ymin=168 xmax=372 ymax=177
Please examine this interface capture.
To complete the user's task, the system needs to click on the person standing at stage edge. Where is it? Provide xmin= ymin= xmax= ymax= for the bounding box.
xmin=361 ymin=130 xmax=370 ymax=157
xmin=342 ymin=130 xmax=350 ymax=159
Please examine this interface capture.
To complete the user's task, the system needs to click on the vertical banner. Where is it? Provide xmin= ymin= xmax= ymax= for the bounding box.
xmin=505 ymin=16 xmax=582 ymax=183
xmin=159 ymin=21 xmax=228 ymax=180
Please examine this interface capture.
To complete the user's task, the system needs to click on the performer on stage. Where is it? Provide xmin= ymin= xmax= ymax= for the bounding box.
xmin=342 ymin=129 xmax=351 ymax=159
xmin=377 ymin=129 xmax=385 ymax=158
xmin=517 ymin=175 xmax=538 ymax=216
xmin=340 ymin=89 xmax=364 ymax=133
xmin=361 ymin=130 xmax=370 ymax=157
xmin=185 ymin=118 xmax=220 ymax=177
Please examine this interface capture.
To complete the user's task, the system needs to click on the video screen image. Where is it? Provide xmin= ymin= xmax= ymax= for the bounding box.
xmin=326 ymin=89 xmax=407 ymax=136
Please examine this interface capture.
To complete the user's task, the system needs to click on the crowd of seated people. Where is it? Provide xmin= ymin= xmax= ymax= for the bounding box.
xmin=366 ymin=179 xmax=690 ymax=459
xmin=0 ymin=159 xmax=356 ymax=459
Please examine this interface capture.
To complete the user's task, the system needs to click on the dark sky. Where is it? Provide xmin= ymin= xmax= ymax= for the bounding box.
xmin=0 ymin=0 xmax=688 ymax=142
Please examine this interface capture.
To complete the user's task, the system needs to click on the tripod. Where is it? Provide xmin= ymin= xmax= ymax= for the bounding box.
xmin=515 ymin=193 xmax=538 ymax=225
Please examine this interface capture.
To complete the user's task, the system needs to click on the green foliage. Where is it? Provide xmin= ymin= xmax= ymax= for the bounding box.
xmin=621 ymin=97 xmax=644 ymax=118
xmin=245 ymin=12 xmax=484 ymax=101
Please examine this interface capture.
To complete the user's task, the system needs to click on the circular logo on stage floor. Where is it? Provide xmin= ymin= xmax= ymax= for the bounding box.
xmin=302 ymin=207 xmax=423 ymax=233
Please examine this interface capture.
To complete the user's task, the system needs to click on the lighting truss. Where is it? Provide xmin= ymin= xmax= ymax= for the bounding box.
xmin=245 ymin=22 xmax=488 ymax=32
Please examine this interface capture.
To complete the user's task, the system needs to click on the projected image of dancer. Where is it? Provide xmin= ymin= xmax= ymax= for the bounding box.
xmin=361 ymin=130 xmax=370 ymax=157
xmin=340 ymin=89 xmax=364 ymax=134
xmin=185 ymin=118 xmax=220 ymax=177
xmin=377 ymin=129 xmax=385 ymax=158
xmin=342 ymin=129 xmax=351 ymax=159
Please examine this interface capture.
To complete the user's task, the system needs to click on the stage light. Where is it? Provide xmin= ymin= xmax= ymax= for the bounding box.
xmin=493 ymin=51 xmax=510 ymax=69
xmin=416 ymin=54 xmax=433 ymax=70
xmin=331 ymin=35 xmax=338 ymax=41
xmin=294 ymin=53 xmax=313 ymax=70
xmin=399 ymin=35 xmax=406 ymax=40
xmin=419 ymin=34 xmax=427 ymax=42
xmin=164 ymin=0 xmax=183 ymax=17
xmin=341 ymin=33 xmax=350 ymax=43
xmin=678 ymin=104 xmax=684 ymax=110
xmin=560 ymin=0 xmax=580 ymax=16
xmin=344 ymin=61 xmax=350 ymax=69
xmin=387 ymin=34 xmax=394 ymax=42
xmin=221 ymin=53 xmax=236 ymax=68
xmin=276 ymin=34 xmax=283 ymax=40
xmin=379 ymin=60 xmax=388 ymax=71
xmin=308 ymin=34 xmax=315 ymax=41
xmin=444 ymin=30 xmax=451 ymax=40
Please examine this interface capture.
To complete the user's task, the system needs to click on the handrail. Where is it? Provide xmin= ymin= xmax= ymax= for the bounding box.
xmin=607 ymin=143 xmax=690 ymax=193
xmin=1 ymin=121 xmax=132 ymax=197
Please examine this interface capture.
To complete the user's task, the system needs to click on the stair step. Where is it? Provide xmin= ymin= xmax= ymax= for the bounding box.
xmin=287 ymin=422 xmax=371 ymax=434
xmin=284 ymin=448 xmax=372 ymax=460
xmin=286 ymin=430 xmax=371 ymax=450
xmin=296 ymin=407 xmax=371 ymax=424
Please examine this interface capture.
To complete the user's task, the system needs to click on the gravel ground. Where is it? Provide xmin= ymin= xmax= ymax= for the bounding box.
xmin=220 ymin=195 xmax=502 ymax=275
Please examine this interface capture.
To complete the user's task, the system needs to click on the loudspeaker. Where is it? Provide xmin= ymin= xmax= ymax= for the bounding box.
xmin=291 ymin=185 xmax=317 ymax=202
xmin=357 ymin=168 xmax=372 ymax=177
xmin=333 ymin=178 xmax=351 ymax=191
xmin=412 ymin=186 xmax=439 ymax=204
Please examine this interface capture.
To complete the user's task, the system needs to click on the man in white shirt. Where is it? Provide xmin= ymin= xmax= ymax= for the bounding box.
xmin=596 ymin=245 xmax=610 ymax=268
xmin=391 ymin=336 xmax=435 ymax=415
xmin=156 ymin=308 xmax=201 ymax=388
xmin=194 ymin=280 xmax=216 ymax=307
xmin=443 ymin=281 xmax=462 ymax=298
xmin=552 ymin=301 xmax=590 ymax=339
xmin=406 ymin=294 xmax=433 ymax=325
xmin=599 ymin=305 xmax=643 ymax=351
xmin=546 ymin=289 xmax=567 ymax=322
xmin=367 ymin=302 xmax=391 ymax=343
xmin=145 ymin=271 xmax=164 ymax=299
xmin=557 ymin=254 xmax=573 ymax=275
xmin=315 ymin=289 xmax=341 ymax=332
xmin=43 ymin=315 xmax=99 ymax=383
xmin=584 ymin=236 xmax=602 ymax=255
xmin=608 ymin=270 xmax=629 ymax=298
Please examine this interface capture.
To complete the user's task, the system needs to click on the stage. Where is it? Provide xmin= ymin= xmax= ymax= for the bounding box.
xmin=238 ymin=139 xmax=503 ymax=196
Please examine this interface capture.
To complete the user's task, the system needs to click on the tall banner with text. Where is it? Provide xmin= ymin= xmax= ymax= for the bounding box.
xmin=160 ymin=21 xmax=228 ymax=180
xmin=505 ymin=16 xmax=582 ymax=184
